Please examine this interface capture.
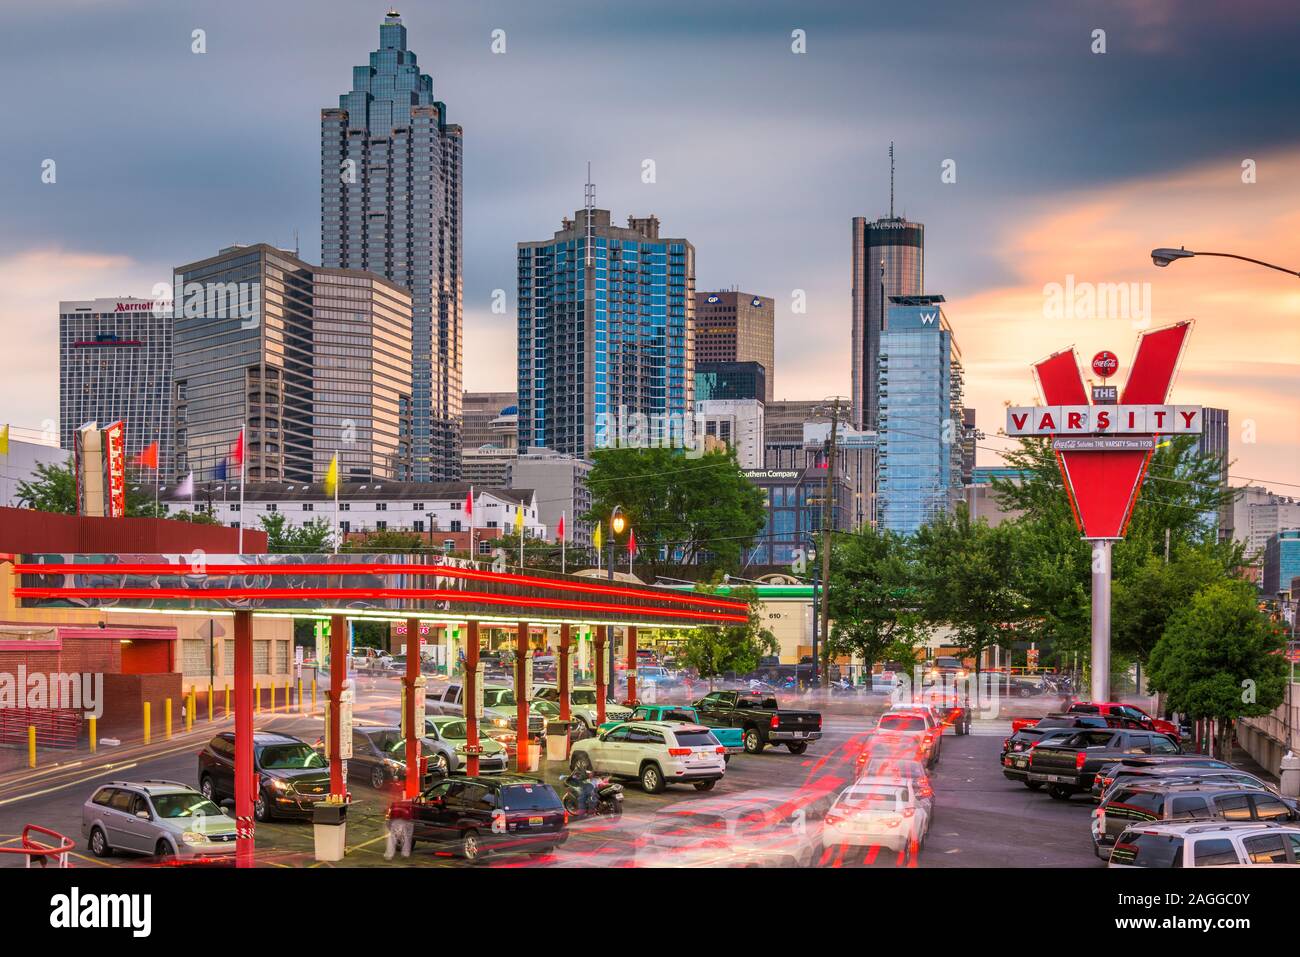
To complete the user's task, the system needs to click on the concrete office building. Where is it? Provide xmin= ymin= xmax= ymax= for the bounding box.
xmin=694 ymin=291 xmax=774 ymax=402
xmin=321 ymin=10 xmax=463 ymax=480
xmin=696 ymin=398 xmax=765 ymax=469
xmin=173 ymin=244 xmax=412 ymax=484
xmin=59 ymin=296 xmax=174 ymax=478
xmin=462 ymin=391 xmax=518 ymax=451
xmin=509 ymin=449 xmax=594 ymax=547
xmin=518 ymin=209 xmax=694 ymax=458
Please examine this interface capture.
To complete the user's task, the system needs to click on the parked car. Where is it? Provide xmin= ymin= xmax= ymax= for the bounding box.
xmin=1023 ymin=728 xmax=1181 ymax=799
xmin=693 ymin=689 xmax=822 ymax=754
xmin=84 ymin=780 xmax=236 ymax=859
xmin=569 ymin=721 xmax=726 ymax=793
xmin=1011 ymin=712 xmax=1114 ymax=734
xmin=346 ymin=727 xmax=442 ymax=791
xmin=423 ymin=715 xmax=509 ymax=774
xmin=1067 ymin=701 xmax=1181 ymax=742
xmin=198 ymin=731 xmax=331 ymax=822
xmin=1095 ymin=764 xmax=1270 ymax=805
xmin=597 ymin=703 xmax=745 ymax=759
xmin=634 ymin=786 xmax=836 ymax=867
xmin=1109 ymin=821 xmax=1300 ymax=867
xmin=350 ymin=647 xmax=394 ymax=672
xmin=1093 ymin=782 xmax=1298 ymax=858
xmin=1090 ymin=755 xmax=1235 ymax=801
xmin=823 ymin=776 xmax=931 ymax=857
xmin=533 ymin=683 xmax=632 ymax=734
xmin=426 ymin=681 xmax=546 ymax=742
xmin=410 ymin=775 xmax=568 ymax=862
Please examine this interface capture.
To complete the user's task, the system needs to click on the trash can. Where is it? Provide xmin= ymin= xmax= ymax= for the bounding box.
xmin=546 ymin=720 xmax=571 ymax=762
xmin=312 ymin=801 xmax=348 ymax=862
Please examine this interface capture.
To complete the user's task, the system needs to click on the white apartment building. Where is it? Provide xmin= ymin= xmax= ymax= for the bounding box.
xmin=696 ymin=398 xmax=764 ymax=469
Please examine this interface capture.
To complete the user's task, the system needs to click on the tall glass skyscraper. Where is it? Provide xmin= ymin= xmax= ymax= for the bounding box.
xmin=852 ymin=216 xmax=924 ymax=430
xmin=321 ymin=10 xmax=462 ymax=480
xmin=875 ymin=295 xmax=964 ymax=535
xmin=517 ymin=209 xmax=694 ymax=458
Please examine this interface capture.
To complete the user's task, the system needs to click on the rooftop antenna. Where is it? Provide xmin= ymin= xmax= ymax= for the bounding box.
xmin=889 ymin=141 xmax=895 ymax=219
xmin=584 ymin=162 xmax=595 ymax=267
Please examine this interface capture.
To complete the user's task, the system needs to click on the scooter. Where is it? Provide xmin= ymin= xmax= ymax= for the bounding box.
xmin=559 ymin=771 xmax=624 ymax=817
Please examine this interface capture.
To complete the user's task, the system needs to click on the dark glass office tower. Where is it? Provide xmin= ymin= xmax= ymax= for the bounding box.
xmin=851 ymin=216 xmax=924 ymax=430
xmin=321 ymin=10 xmax=463 ymax=480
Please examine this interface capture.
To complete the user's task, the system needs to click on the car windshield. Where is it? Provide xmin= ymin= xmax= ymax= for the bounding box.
xmin=483 ymin=689 xmax=516 ymax=708
xmin=385 ymin=738 xmax=433 ymax=757
xmin=258 ymin=743 xmax=326 ymax=769
xmin=840 ymin=787 xmax=905 ymax=809
xmin=570 ymin=690 xmax=597 ymax=705
xmin=500 ymin=784 xmax=562 ymax=812
xmin=151 ymin=794 xmax=225 ymax=819
xmin=878 ymin=714 xmax=926 ymax=732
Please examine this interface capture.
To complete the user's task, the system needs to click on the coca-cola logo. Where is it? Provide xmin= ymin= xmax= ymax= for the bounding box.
xmin=1091 ymin=351 xmax=1118 ymax=379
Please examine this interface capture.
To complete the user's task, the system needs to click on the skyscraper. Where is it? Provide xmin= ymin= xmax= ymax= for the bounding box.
xmin=694 ymin=290 xmax=774 ymax=401
xmin=517 ymin=208 xmax=695 ymax=458
xmin=59 ymin=296 xmax=174 ymax=478
xmin=173 ymin=244 xmax=412 ymax=484
xmin=875 ymin=295 xmax=964 ymax=534
xmin=851 ymin=215 xmax=924 ymax=430
xmin=321 ymin=10 xmax=463 ymax=480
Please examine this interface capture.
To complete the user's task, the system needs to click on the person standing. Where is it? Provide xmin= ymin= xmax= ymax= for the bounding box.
xmin=384 ymin=797 xmax=414 ymax=860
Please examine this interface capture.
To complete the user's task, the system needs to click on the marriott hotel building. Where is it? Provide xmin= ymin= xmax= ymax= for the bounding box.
xmin=59 ymin=296 xmax=175 ymax=478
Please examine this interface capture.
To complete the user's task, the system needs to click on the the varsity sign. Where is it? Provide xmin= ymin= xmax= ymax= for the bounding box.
xmin=1008 ymin=321 xmax=1195 ymax=540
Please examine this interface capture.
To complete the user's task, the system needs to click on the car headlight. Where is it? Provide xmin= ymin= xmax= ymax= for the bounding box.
xmin=270 ymin=778 xmax=293 ymax=792
xmin=493 ymin=718 xmax=509 ymax=728
xmin=384 ymin=758 xmax=403 ymax=769
xmin=181 ymin=831 xmax=208 ymax=845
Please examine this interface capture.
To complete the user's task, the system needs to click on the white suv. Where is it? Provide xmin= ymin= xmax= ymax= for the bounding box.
xmin=534 ymin=684 xmax=631 ymax=733
xmin=569 ymin=722 xmax=726 ymax=794
xmin=1109 ymin=820 xmax=1300 ymax=867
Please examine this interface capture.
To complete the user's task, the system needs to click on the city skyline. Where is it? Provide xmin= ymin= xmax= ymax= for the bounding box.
xmin=1 ymin=1 xmax=1297 ymax=496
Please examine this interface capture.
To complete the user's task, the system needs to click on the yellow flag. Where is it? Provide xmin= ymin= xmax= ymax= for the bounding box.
xmin=324 ymin=453 xmax=339 ymax=496
xmin=513 ymin=505 xmax=524 ymax=534
xmin=0 ymin=424 xmax=8 ymax=455
xmin=593 ymin=521 xmax=602 ymax=552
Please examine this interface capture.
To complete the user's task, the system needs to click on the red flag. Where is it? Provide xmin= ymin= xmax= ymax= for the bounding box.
xmin=133 ymin=441 xmax=159 ymax=469
xmin=465 ymin=486 xmax=474 ymax=517
xmin=627 ymin=527 xmax=638 ymax=559
xmin=230 ymin=429 xmax=245 ymax=468
xmin=556 ymin=512 xmax=565 ymax=543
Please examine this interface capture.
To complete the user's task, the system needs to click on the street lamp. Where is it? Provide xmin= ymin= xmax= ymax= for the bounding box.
xmin=425 ymin=512 xmax=435 ymax=551
xmin=607 ymin=506 xmax=626 ymax=583
xmin=1151 ymin=246 xmax=1299 ymax=278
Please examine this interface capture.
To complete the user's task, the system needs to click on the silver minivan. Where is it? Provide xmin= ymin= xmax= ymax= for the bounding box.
xmin=83 ymin=780 xmax=237 ymax=858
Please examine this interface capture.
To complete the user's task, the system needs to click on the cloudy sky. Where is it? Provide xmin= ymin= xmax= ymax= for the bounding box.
xmin=1 ymin=0 xmax=1297 ymax=492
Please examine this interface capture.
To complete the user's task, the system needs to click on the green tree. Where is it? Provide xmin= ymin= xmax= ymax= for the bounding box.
xmin=1147 ymin=580 xmax=1288 ymax=758
xmin=584 ymin=447 xmax=766 ymax=578
xmin=679 ymin=584 xmax=777 ymax=687
xmin=343 ymin=529 xmax=425 ymax=553
xmin=259 ymin=513 xmax=335 ymax=553
xmin=15 ymin=459 xmax=178 ymax=519
xmin=825 ymin=526 xmax=926 ymax=677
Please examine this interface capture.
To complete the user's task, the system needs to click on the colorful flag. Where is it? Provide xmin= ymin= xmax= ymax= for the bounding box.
xmin=324 ymin=453 xmax=339 ymax=497
xmin=176 ymin=472 xmax=194 ymax=498
xmin=213 ymin=458 xmax=227 ymax=481
xmin=513 ymin=505 xmax=524 ymax=534
xmin=465 ymin=486 xmax=474 ymax=516
xmin=133 ymin=441 xmax=159 ymax=469
xmin=0 ymin=424 xmax=9 ymax=455
xmin=592 ymin=521 xmax=602 ymax=552
xmin=230 ymin=429 xmax=244 ymax=468
xmin=628 ymin=527 xmax=638 ymax=559
xmin=556 ymin=512 xmax=565 ymax=543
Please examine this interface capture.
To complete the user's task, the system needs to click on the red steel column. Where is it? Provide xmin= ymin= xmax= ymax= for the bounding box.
xmin=465 ymin=621 xmax=480 ymax=775
xmin=329 ymin=614 xmax=347 ymax=799
xmin=404 ymin=618 xmax=422 ymax=799
xmin=516 ymin=621 xmax=530 ymax=772
xmin=625 ymin=625 xmax=638 ymax=706
xmin=233 ymin=610 xmax=254 ymax=868
xmin=594 ymin=625 xmax=608 ymax=726
xmin=558 ymin=623 xmax=572 ymax=722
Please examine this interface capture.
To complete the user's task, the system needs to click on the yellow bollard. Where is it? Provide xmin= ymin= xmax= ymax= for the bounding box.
xmin=165 ymin=698 xmax=173 ymax=739
xmin=144 ymin=701 xmax=152 ymax=744
xmin=89 ymin=716 xmax=97 ymax=754
xmin=297 ymin=678 xmax=303 ymax=713
xmin=28 ymin=725 xmax=36 ymax=768
xmin=186 ymin=698 xmax=193 ymax=733
xmin=285 ymin=679 xmax=291 ymax=712
xmin=255 ymin=683 xmax=261 ymax=712
xmin=311 ymin=677 xmax=317 ymax=714
xmin=224 ymin=683 xmax=230 ymax=718
xmin=208 ymin=684 xmax=214 ymax=722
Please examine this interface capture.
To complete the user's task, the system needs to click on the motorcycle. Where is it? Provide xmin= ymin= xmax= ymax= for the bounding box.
xmin=559 ymin=770 xmax=624 ymax=818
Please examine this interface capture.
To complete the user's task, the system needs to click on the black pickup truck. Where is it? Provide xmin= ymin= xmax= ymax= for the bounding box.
xmin=1025 ymin=728 xmax=1181 ymax=800
xmin=693 ymin=690 xmax=822 ymax=754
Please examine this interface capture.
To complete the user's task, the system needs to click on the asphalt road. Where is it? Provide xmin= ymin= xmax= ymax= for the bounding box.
xmin=0 ymin=702 xmax=1102 ymax=868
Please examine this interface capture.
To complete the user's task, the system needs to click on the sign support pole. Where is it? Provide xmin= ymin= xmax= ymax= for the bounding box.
xmin=1090 ymin=540 xmax=1113 ymax=703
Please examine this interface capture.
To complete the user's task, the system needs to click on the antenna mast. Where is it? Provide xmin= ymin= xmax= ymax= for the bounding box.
xmin=889 ymin=141 xmax=895 ymax=219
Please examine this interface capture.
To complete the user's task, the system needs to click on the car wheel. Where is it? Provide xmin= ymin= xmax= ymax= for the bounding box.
xmin=155 ymin=839 xmax=173 ymax=858
xmin=562 ymin=793 xmax=580 ymax=814
xmin=460 ymin=829 xmax=482 ymax=863
xmin=786 ymin=742 xmax=808 ymax=755
xmin=1047 ymin=784 xmax=1074 ymax=801
xmin=432 ymin=752 xmax=450 ymax=776
xmin=743 ymin=728 xmax=764 ymax=754
xmin=640 ymin=763 xmax=665 ymax=794
xmin=88 ymin=826 xmax=112 ymax=858
xmin=253 ymin=792 xmax=271 ymax=822
xmin=199 ymin=774 xmax=218 ymax=803
xmin=1024 ymin=780 xmax=1044 ymax=791
xmin=370 ymin=766 xmax=387 ymax=790
xmin=570 ymin=752 xmax=592 ymax=774
xmin=693 ymin=779 xmax=716 ymax=792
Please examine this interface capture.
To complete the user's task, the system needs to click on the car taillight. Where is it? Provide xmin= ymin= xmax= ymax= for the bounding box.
xmin=1002 ymin=738 xmax=1010 ymax=751
xmin=715 ymin=746 xmax=726 ymax=754
xmin=825 ymin=812 xmax=843 ymax=826
xmin=563 ymin=810 xmax=569 ymax=825
xmin=902 ymin=807 xmax=915 ymax=817
xmin=770 ymin=715 xmax=780 ymax=730
xmin=668 ymin=748 xmax=691 ymax=756
xmin=1076 ymin=751 xmax=1087 ymax=770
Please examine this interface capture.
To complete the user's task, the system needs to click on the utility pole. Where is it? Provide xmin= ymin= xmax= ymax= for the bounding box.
xmin=818 ymin=397 xmax=842 ymax=691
